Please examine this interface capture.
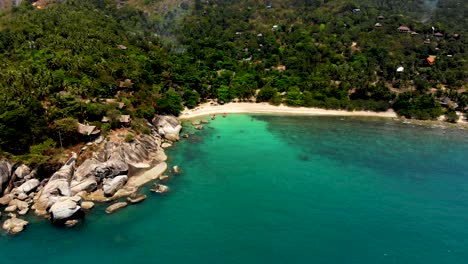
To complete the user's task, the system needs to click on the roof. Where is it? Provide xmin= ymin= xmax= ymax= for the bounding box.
xmin=396 ymin=66 xmax=404 ymax=72
xmin=77 ymin=123 xmax=100 ymax=136
xmin=118 ymin=79 xmax=134 ymax=88
xmin=117 ymin=45 xmax=127 ymax=50
xmin=101 ymin=116 xmax=110 ymax=123
xmin=274 ymin=65 xmax=286 ymax=71
xmin=434 ymin=32 xmax=444 ymax=37
xmin=375 ymin=23 xmax=382 ymax=27
xmin=426 ymin=56 xmax=436 ymax=65
xmin=119 ymin=115 xmax=131 ymax=123
xmin=398 ymin=26 xmax=410 ymax=31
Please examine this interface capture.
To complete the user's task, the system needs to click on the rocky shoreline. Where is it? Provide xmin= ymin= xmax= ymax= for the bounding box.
xmin=0 ymin=115 xmax=182 ymax=234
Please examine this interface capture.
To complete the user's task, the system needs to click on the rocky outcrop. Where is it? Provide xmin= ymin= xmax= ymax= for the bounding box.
xmin=153 ymin=115 xmax=182 ymax=141
xmin=126 ymin=162 xmax=167 ymax=187
xmin=34 ymin=153 xmax=77 ymax=216
xmin=2 ymin=215 xmax=28 ymax=234
xmin=105 ymin=202 xmax=127 ymax=214
xmin=103 ymin=175 xmax=128 ymax=196
xmin=48 ymin=196 xmax=82 ymax=222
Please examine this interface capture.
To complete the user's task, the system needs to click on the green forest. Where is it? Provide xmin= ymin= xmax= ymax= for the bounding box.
xmin=0 ymin=0 xmax=466 ymax=160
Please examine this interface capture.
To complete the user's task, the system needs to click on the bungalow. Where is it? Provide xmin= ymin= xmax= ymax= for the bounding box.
xmin=434 ymin=32 xmax=444 ymax=38
xmin=375 ymin=23 xmax=383 ymax=28
xmin=118 ymin=79 xmax=134 ymax=89
xmin=426 ymin=56 xmax=436 ymax=66
xmin=377 ymin=15 xmax=385 ymax=20
xmin=274 ymin=65 xmax=286 ymax=71
xmin=396 ymin=66 xmax=404 ymax=73
xmin=398 ymin=26 xmax=411 ymax=33
xmin=117 ymin=45 xmax=127 ymax=50
xmin=352 ymin=9 xmax=361 ymax=14
xmin=119 ymin=115 xmax=132 ymax=126
xmin=440 ymin=97 xmax=459 ymax=109
xmin=77 ymin=123 xmax=100 ymax=140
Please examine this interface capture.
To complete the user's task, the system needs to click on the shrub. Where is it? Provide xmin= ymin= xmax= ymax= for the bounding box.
xmin=125 ymin=133 xmax=135 ymax=142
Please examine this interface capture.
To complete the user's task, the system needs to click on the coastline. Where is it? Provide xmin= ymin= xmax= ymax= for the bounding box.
xmin=179 ymin=102 xmax=398 ymax=120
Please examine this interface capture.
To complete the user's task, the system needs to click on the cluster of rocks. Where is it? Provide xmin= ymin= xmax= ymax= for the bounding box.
xmin=0 ymin=115 xmax=182 ymax=234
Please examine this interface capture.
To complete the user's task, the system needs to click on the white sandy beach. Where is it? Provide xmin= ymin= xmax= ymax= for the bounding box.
xmin=179 ymin=102 xmax=398 ymax=119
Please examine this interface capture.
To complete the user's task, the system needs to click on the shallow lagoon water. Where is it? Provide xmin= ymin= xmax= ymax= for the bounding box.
xmin=1 ymin=114 xmax=468 ymax=264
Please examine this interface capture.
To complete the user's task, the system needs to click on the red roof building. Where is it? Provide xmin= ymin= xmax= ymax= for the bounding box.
xmin=426 ymin=56 xmax=436 ymax=65
xmin=398 ymin=26 xmax=410 ymax=33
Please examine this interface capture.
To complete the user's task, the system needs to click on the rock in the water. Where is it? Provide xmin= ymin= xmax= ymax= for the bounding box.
xmin=159 ymin=175 xmax=169 ymax=182
xmin=173 ymin=165 xmax=181 ymax=175
xmin=48 ymin=197 xmax=81 ymax=221
xmin=150 ymin=183 xmax=169 ymax=194
xmin=17 ymin=179 xmax=40 ymax=194
xmin=191 ymin=120 xmax=201 ymax=126
xmin=18 ymin=208 xmax=29 ymax=216
xmin=103 ymin=175 xmax=128 ymax=196
xmin=13 ymin=164 xmax=30 ymax=179
xmin=105 ymin=202 xmax=128 ymax=214
xmin=161 ymin=142 xmax=172 ymax=148
xmin=182 ymin=133 xmax=189 ymax=138
xmin=81 ymin=201 xmax=95 ymax=210
xmin=201 ymin=119 xmax=210 ymax=124
xmin=2 ymin=216 xmax=28 ymax=234
xmin=153 ymin=115 xmax=182 ymax=141
xmin=64 ymin=219 xmax=79 ymax=227
xmin=4 ymin=205 xmax=17 ymax=212
xmin=195 ymin=125 xmax=203 ymax=130
xmin=127 ymin=193 xmax=147 ymax=204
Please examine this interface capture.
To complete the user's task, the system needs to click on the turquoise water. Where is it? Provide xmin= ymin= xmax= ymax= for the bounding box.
xmin=1 ymin=114 xmax=468 ymax=264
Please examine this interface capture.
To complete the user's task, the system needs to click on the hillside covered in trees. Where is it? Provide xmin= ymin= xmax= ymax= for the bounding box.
xmin=0 ymin=0 xmax=466 ymax=161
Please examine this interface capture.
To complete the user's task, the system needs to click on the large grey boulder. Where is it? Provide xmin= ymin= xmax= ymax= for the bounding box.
xmin=48 ymin=196 xmax=82 ymax=221
xmin=16 ymin=179 xmax=40 ymax=194
xmin=35 ymin=153 xmax=77 ymax=215
xmin=0 ymin=160 xmax=12 ymax=194
xmin=103 ymin=175 xmax=128 ymax=196
xmin=13 ymin=164 xmax=30 ymax=179
xmin=153 ymin=115 xmax=182 ymax=141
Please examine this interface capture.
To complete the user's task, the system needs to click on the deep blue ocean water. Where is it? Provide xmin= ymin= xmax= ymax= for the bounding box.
xmin=1 ymin=114 xmax=468 ymax=264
